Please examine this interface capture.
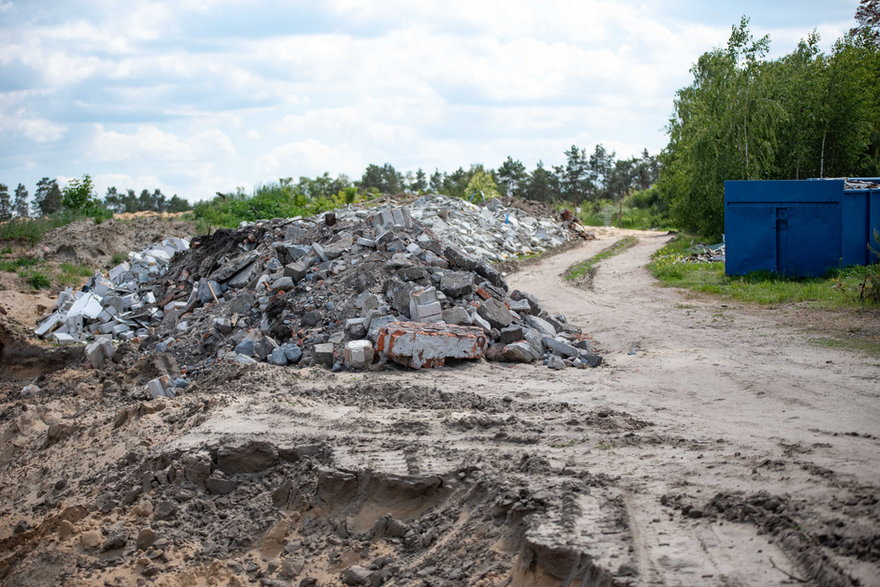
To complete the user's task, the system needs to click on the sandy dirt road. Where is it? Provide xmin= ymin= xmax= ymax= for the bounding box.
xmin=2 ymin=229 xmax=878 ymax=586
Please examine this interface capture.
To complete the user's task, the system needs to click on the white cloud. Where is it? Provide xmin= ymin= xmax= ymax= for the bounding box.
xmin=0 ymin=109 xmax=67 ymax=142
xmin=88 ymin=124 xmax=235 ymax=163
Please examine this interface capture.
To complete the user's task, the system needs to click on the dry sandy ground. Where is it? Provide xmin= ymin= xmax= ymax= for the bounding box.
xmin=1 ymin=229 xmax=878 ymax=586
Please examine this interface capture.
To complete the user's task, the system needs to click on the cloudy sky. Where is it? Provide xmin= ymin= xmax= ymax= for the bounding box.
xmin=0 ymin=0 xmax=860 ymax=201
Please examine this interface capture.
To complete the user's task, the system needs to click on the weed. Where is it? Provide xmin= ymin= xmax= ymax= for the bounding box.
xmin=0 ymin=246 xmax=12 ymax=255
xmin=25 ymin=271 xmax=51 ymax=289
xmin=109 ymin=252 xmax=128 ymax=266
xmin=0 ymin=257 xmax=40 ymax=272
xmin=564 ymin=236 xmax=638 ymax=281
xmin=58 ymin=262 xmax=94 ymax=286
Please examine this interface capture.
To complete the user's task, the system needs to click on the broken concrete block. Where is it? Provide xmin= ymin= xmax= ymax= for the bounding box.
xmin=410 ymin=301 xmax=442 ymax=323
xmin=281 ymin=343 xmax=303 ymax=364
xmin=477 ymin=298 xmax=513 ymax=329
xmin=343 ymin=340 xmax=375 ymax=369
xmin=197 ymin=280 xmax=222 ymax=304
xmin=439 ymin=271 xmax=475 ymax=298
xmin=270 ymin=276 xmax=294 ymax=291
xmin=441 ymin=306 xmax=471 ymax=325
xmin=398 ymin=266 xmax=429 ymax=283
xmin=542 ymin=336 xmax=579 ymax=359
xmin=507 ymin=298 xmax=532 ymax=314
xmin=578 ymin=352 xmax=602 ymax=368
xmin=525 ymin=315 xmax=557 ymax=337
xmin=546 ymin=355 xmax=566 ymax=370
xmin=34 ymin=312 xmax=63 ymax=337
xmin=65 ymin=293 xmax=103 ymax=321
xmin=499 ymin=325 xmax=524 ymax=344
xmin=85 ymin=338 xmax=114 ymax=368
xmin=283 ymin=260 xmax=308 ymax=282
xmin=501 ymin=341 xmax=539 ymax=363
xmin=443 ymin=246 xmax=478 ymax=271
xmin=147 ymin=376 xmax=174 ymax=399
xmin=470 ymin=311 xmax=492 ymax=333
xmin=376 ymin=321 xmax=488 ymax=369
xmin=52 ymin=332 xmax=78 ymax=344
xmin=211 ymin=252 xmax=258 ymax=282
xmin=314 ymin=343 xmax=335 ymax=367
xmin=367 ymin=315 xmax=397 ymax=342
xmin=227 ymin=261 xmax=259 ymax=288
xmin=267 ymin=347 xmax=288 ymax=366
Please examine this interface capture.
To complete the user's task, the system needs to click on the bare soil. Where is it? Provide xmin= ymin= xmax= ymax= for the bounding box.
xmin=0 ymin=228 xmax=877 ymax=586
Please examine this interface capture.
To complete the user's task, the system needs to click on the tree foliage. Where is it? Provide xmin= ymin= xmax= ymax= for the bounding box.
xmin=0 ymin=184 xmax=10 ymax=221
xmin=657 ymin=14 xmax=880 ymax=238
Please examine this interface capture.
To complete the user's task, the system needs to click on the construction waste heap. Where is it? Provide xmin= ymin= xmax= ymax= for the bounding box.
xmin=33 ymin=195 xmax=599 ymax=394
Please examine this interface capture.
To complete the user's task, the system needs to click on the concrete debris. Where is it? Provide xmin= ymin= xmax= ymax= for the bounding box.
xmin=34 ymin=237 xmax=190 ymax=345
xmin=376 ymin=322 xmax=488 ymax=369
xmin=34 ymin=194 xmax=602 ymax=372
xmin=147 ymin=376 xmax=175 ymax=399
xmin=681 ymin=243 xmax=725 ymax=264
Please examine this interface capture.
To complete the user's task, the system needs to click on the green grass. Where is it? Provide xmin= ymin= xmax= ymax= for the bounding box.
xmin=0 ymin=256 xmax=40 ymax=272
xmin=24 ymin=270 xmax=51 ymax=289
xmin=0 ymin=210 xmax=111 ymax=244
xmin=649 ymin=236 xmax=880 ymax=308
xmin=109 ymin=252 xmax=128 ymax=266
xmin=58 ymin=262 xmax=94 ymax=286
xmin=564 ymin=236 xmax=639 ymax=281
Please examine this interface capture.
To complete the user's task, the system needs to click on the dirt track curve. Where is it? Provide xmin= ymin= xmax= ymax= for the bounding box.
xmin=2 ymin=229 xmax=878 ymax=586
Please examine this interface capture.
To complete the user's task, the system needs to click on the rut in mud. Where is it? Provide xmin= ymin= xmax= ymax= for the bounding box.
xmin=0 ymin=229 xmax=878 ymax=586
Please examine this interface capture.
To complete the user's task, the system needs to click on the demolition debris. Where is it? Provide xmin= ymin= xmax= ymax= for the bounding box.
xmin=34 ymin=195 xmax=601 ymax=374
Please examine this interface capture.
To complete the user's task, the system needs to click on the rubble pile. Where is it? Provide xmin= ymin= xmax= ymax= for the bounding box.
xmin=33 ymin=237 xmax=190 ymax=345
xmin=336 ymin=194 xmax=590 ymax=263
xmin=34 ymin=195 xmax=601 ymax=373
xmin=681 ymin=242 xmax=725 ymax=264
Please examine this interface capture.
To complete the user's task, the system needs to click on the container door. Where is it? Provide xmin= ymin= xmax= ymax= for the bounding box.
xmin=725 ymin=206 xmax=777 ymax=275
xmin=777 ymin=205 xmax=841 ymax=277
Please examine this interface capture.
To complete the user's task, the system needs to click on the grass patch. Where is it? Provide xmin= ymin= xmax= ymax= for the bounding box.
xmin=809 ymin=336 xmax=880 ymax=356
xmin=564 ymin=235 xmax=638 ymax=281
xmin=109 ymin=252 xmax=128 ymax=266
xmin=0 ymin=256 xmax=41 ymax=272
xmin=0 ymin=210 xmax=109 ymax=244
xmin=58 ymin=262 xmax=94 ymax=286
xmin=24 ymin=270 xmax=51 ymax=289
xmin=649 ymin=236 xmax=880 ymax=309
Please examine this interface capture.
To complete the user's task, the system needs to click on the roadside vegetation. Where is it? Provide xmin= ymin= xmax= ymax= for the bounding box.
xmin=649 ymin=236 xmax=880 ymax=308
xmin=564 ymin=236 xmax=638 ymax=282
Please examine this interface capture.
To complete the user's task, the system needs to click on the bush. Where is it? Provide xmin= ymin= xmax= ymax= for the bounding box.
xmin=25 ymin=271 xmax=51 ymax=289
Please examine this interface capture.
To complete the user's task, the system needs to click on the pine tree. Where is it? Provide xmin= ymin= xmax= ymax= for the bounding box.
xmin=0 ymin=184 xmax=11 ymax=221
xmin=13 ymin=183 xmax=28 ymax=217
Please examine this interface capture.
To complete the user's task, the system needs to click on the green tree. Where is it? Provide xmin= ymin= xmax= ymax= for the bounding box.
xmin=410 ymin=168 xmax=428 ymax=193
xmin=496 ymin=156 xmax=528 ymax=198
xmin=560 ymin=145 xmax=593 ymax=202
xmin=166 ymin=195 xmax=192 ymax=212
xmin=33 ymin=177 xmax=62 ymax=216
xmin=62 ymin=174 xmax=99 ymax=212
xmin=13 ymin=183 xmax=29 ymax=218
xmin=359 ymin=163 xmax=402 ymax=194
xmin=525 ymin=161 xmax=560 ymax=202
xmin=465 ymin=169 xmax=501 ymax=203
xmin=0 ymin=184 xmax=10 ymax=221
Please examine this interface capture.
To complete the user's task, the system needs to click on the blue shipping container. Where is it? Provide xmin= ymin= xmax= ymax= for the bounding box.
xmin=724 ymin=179 xmax=880 ymax=277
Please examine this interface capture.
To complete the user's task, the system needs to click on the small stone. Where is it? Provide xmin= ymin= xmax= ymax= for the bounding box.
xmin=57 ymin=520 xmax=77 ymax=539
xmin=281 ymin=343 xmax=303 ymax=364
xmin=546 ymin=355 xmax=566 ymax=370
xmin=477 ymin=298 xmax=513 ymax=329
xmin=153 ymin=500 xmax=178 ymax=521
xmin=313 ymin=343 xmax=335 ymax=367
xmin=341 ymin=565 xmax=372 ymax=585
xmin=102 ymin=528 xmax=128 ymax=551
xmin=268 ymin=347 xmax=288 ymax=366
xmin=136 ymin=526 xmax=156 ymax=550
xmin=80 ymin=530 xmax=103 ymax=549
